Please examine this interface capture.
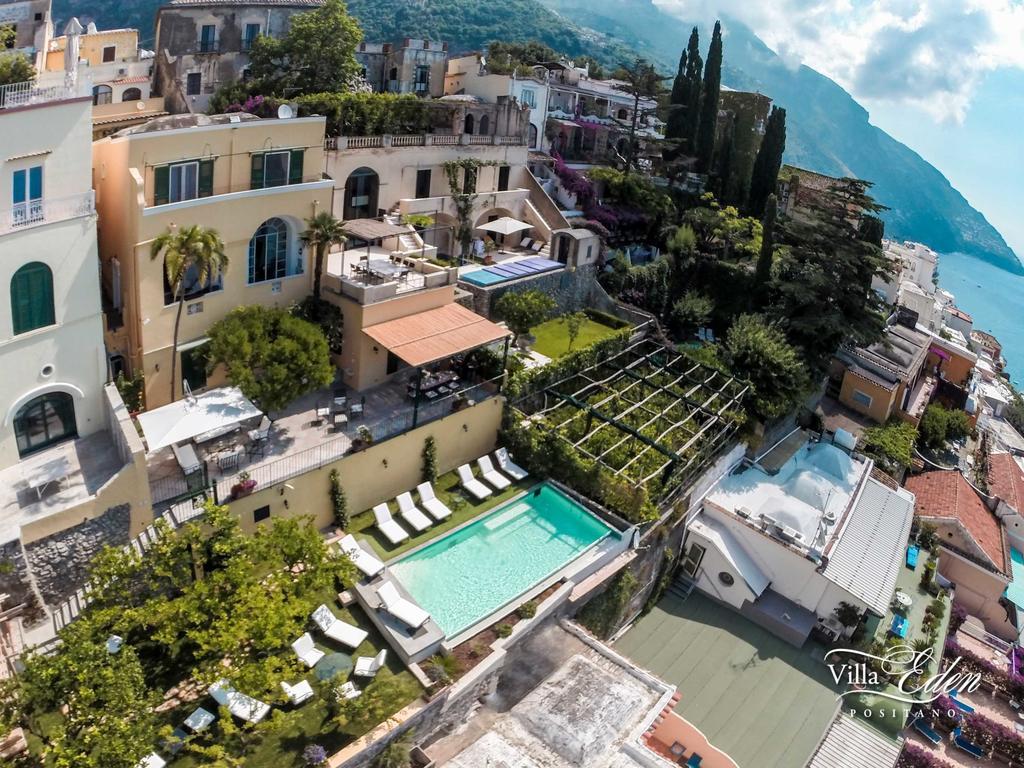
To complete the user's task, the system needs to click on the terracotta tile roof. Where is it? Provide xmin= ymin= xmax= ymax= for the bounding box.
xmin=363 ymin=303 xmax=509 ymax=368
xmin=989 ymin=453 xmax=1024 ymax=513
xmin=905 ymin=470 xmax=1007 ymax=572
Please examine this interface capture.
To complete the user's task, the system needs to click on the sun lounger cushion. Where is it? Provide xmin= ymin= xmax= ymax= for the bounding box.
xmin=291 ymin=632 xmax=325 ymax=668
xmin=372 ymin=503 xmax=409 ymax=545
xmin=337 ymin=534 xmax=384 ymax=578
xmin=906 ymin=545 xmax=919 ymax=568
xmin=354 ymin=649 xmax=387 ymax=677
xmin=494 ymin=447 xmax=528 ymax=481
xmin=416 ymin=482 xmax=452 ymax=521
xmin=377 ymin=581 xmax=430 ymax=629
xmin=396 ymin=492 xmax=432 ymax=532
xmin=280 ymin=679 xmax=314 ymax=705
xmin=208 ymin=680 xmax=270 ymax=723
xmin=477 ymin=455 xmax=511 ymax=490
xmin=457 ymin=464 xmax=492 ymax=500
xmin=312 ymin=604 xmax=369 ymax=649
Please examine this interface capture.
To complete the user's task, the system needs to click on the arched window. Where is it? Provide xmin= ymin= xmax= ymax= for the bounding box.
xmin=478 ymin=114 xmax=489 ymax=135
xmin=14 ymin=392 xmax=77 ymax=457
xmin=11 ymin=262 xmax=55 ymax=335
xmin=528 ymin=123 xmax=538 ymax=148
xmin=248 ymin=218 xmax=292 ymax=284
xmin=121 ymin=87 xmax=142 ymax=102
xmin=463 ymin=113 xmax=474 ymax=135
xmin=343 ymin=167 xmax=379 ymax=220
xmin=617 ymin=108 xmax=628 ymax=120
xmin=92 ymin=84 xmax=113 ymax=105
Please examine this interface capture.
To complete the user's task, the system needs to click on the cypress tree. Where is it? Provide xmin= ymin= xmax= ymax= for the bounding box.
xmin=695 ymin=20 xmax=723 ymax=173
xmin=748 ymin=105 xmax=787 ymax=217
xmin=754 ymin=194 xmax=777 ymax=305
xmin=666 ymin=46 xmax=688 ymax=140
xmin=860 ymin=215 xmax=885 ymax=247
xmin=682 ymin=27 xmax=703 ymax=153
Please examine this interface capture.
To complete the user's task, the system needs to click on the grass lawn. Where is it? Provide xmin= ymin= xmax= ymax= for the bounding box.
xmin=349 ymin=469 xmax=533 ymax=560
xmin=530 ymin=316 xmax=622 ymax=359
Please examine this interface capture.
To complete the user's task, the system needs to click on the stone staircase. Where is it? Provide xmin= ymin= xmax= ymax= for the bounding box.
xmin=384 ymin=212 xmax=425 ymax=253
xmin=666 ymin=573 xmax=696 ymax=602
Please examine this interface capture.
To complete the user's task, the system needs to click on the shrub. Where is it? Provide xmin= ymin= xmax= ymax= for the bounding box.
xmin=329 ymin=469 xmax=348 ymax=530
xmin=518 ymin=600 xmax=538 ymax=619
xmin=862 ymin=420 xmax=918 ymax=472
xmin=495 ymin=622 xmax=513 ymax=638
xmin=421 ymin=436 xmax=438 ymax=483
xmin=423 ymin=654 xmax=458 ymax=685
xmin=115 ymin=370 xmax=145 ymax=413
xmin=577 ymin=568 xmax=638 ymax=639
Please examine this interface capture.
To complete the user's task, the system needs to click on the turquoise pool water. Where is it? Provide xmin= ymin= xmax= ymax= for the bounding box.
xmin=389 ymin=483 xmax=613 ymax=637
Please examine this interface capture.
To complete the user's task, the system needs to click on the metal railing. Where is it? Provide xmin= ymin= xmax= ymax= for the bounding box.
xmin=0 ymin=78 xmax=90 ymax=109
xmin=0 ymin=190 xmax=95 ymax=234
xmin=323 ymin=133 xmax=524 ymax=151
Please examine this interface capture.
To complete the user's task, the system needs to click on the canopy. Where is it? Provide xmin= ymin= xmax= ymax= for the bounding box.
xmin=476 ymin=217 xmax=532 ymax=236
xmin=341 ymin=219 xmax=410 ymax=242
xmin=363 ymin=303 xmax=509 ymax=368
xmin=137 ymin=386 xmax=262 ymax=452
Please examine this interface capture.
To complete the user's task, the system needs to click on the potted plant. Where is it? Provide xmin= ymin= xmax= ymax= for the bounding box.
xmin=230 ymin=471 xmax=257 ymax=499
xmin=483 ymin=238 xmax=498 ymax=265
xmin=350 ymin=425 xmax=374 ymax=452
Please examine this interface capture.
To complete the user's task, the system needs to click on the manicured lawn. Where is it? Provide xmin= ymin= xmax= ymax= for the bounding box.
xmin=530 ymin=315 xmax=622 ymax=359
xmin=348 ymin=469 xmax=534 ymax=560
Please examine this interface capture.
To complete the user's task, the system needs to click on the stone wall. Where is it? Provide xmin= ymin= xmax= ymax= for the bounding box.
xmin=0 ymin=540 xmax=43 ymax=625
xmin=24 ymin=504 xmax=131 ymax=605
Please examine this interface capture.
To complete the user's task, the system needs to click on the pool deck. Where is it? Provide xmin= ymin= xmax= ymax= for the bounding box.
xmin=614 ymin=592 xmax=842 ymax=768
xmin=351 ymin=571 xmax=445 ymax=665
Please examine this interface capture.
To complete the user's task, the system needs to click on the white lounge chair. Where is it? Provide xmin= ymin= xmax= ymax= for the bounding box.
xmin=416 ymin=482 xmax=452 ymax=521
xmin=280 ymin=679 xmax=314 ymax=706
xmin=136 ymin=754 xmax=167 ymax=768
xmin=476 ymin=455 xmax=511 ymax=491
xmin=208 ymin=679 xmax=270 ymax=724
xmin=337 ymin=534 xmax=384 ymax=578
xmin=395 ymin=492 xmax=432 ymax=532
xmin=457 ymin=464 xmax=492 ymax=501
xmin=377 ymin=581 xmax=430 ymax=630
xmin=311 ymin=604 xmax=369 ymax=649
xmin=172 ymin=442 xmax=201 ymax=475
xmin=338 ymin=681 xmax=361 ymax=700
xmin=353 ymin=649 xmax=387 ymax=678
xmin=494 ymin=447 xmax=528 ymax=481
xmin=372 ymin=503 xmax=409 ymax=545
xmin=291 ymin=632 xmax=325 ymax=668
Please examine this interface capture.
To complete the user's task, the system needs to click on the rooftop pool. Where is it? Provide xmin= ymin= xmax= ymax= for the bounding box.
xmin=389 ymin=483 xmax=614 ymax=637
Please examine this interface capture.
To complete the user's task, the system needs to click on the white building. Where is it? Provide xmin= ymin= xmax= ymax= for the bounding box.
xmin=681 ymin=436 xmax=915 ymax=647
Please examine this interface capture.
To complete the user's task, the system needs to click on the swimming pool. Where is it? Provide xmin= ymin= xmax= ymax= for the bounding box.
xmin=459 ymin=257 xmax=564 ymax=287
xmin=389 ymin=483 xmax=614 ymax=637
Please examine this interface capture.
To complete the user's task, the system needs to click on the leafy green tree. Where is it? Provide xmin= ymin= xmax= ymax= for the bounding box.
xmin=665 ymin=43 xmax=689 ymax=141
xmin=302 ymin=210 xmax=346 ymax=299
xmin=611 ymin=57 xmax=664 ymax=174
xmin=150 ymin=225 xmax=227 ymax=402
xmin=753 ymin=194 xmax=778 ymax=304
xmin=860 ymin=215 xmax=885 ymax=247
xmin=724 ymin=314 xmax=809 ymax=422
xmin=247 ymin=0 xmax=363 ymax=97
xmin=207 ymin=305 xmax=334 ymax=412
xmin=713 ymin=114 xmax=737 ymax=204
xmin=495 ymin=290 xmax=556 ymax=345
xmin=695 ymin=20 xmax=723 ymax=173
xmin=291 ymin=295 xmax=344 ymax=355
xmin=747 ymin=105 xmax=787 ymax=217
xmin=670 ymin=291 xmax=712 ymax=339
xmin=919 ymin=404 xmax=970 ymax=448
xmin=862 ymin=420 xmax=918 ymax=472
xmin=0 ymin=50 xmax=34 ymax=88
xmin=563 ymin=311 xmax=587 ymax=351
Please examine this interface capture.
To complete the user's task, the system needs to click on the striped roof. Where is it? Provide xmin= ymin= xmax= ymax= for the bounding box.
xmin=807 ymin=714 xmax=900 ymax=768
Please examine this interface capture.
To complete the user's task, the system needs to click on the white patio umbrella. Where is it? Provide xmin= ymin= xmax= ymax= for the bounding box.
xmin=136 ymin=386 xmax=263 ymax=452
xmin=475 ymin=216 xmax=533 ymax=236
xmin=63 ymin=18 xmax=84 ymax=77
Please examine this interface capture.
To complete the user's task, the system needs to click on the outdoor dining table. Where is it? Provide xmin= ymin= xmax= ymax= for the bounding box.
xmin=365 ymin=259 xmax=409 ymax=280
xmin=315 ymin=652 xmax=353 ymax=681
xmin=894 ymin=591 xmax=912 ymax=610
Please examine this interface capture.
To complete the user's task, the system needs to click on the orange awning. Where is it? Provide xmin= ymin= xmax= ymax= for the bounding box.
xmin=363 ymin=303 xmax=509 ymax=368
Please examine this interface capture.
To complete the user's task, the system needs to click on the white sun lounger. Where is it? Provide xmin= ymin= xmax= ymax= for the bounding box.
xmin=395 ymin=492 xmax=432 ymax=532
xmin=477 ymin=455 xmax=512 ymax=490
xmin=372 ymin=503 xmax=409 ymax=545
xmin=311 ymin=604 xmax=369 ymax=649
xmin=337 ymin=534 xmax=384 ymax=578
xmin=494 ymin=447 xmax=528 ymax=481
xmin=353 ymin=649 xmax=387 ymax=678
xmin=457 ymin=463 xmax=492 ymax=501
xmin=416 ymin=482 xmax=452 ymax=521
xmin=136 ymin=754 xmax=167 ymax=768
xmin=377 ymin=581 xmax=430 ymax=629
xmin=208 ymin=679 xmax=270 ymax=724
xmin=280 ymin=679 xmax=314 ymax=705
xmin=291 ymin=632 xmax=325 ymax=668
xmin=338 ymin=681 xmax=361 ymax=700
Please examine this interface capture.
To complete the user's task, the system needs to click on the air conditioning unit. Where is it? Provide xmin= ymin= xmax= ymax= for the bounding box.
xmin=117 ymin=67 xmax=128 ymax=76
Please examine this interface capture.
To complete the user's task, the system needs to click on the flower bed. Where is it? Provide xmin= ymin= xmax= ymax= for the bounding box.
xmin=898 ymin=742 xmax=955 ymax=768
xmin=945 ymin=638 xmax=1024 ymax=698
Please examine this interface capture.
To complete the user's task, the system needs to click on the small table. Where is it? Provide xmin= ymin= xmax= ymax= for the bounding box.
xmin=315 ymin=652 xmax=353 ymax=681
xmin=184 ymin=706 xmax=216 ymax=733
xmin=895 ymin=591 xmax=912 ymax=610
xmin=23 ymin=455 xmax=72 ymax=500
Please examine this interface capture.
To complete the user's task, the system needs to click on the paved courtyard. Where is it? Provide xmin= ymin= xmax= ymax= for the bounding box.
xmin=614 ymin=592 xmax=842 ymax=768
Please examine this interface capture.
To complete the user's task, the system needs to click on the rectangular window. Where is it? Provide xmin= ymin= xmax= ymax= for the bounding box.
xmin=242 ymin=23 xmax=260 ymax=50
xmin=102 ymin=45 xmax=116 ymax=63
xmin=153 ymin=159 xmax=213 ymax=205
xmin=497 ymin=165 xmax=510 ymax=192
xmin=680 ymin=542 xmax=705 ymax=578
xmin=12 ymin=165 xmax=43 ymax=224
xmin=520 ymin=88 xmax=536 ymax=108
xmin=186 ymin=72 xmax=201 ymax=95
xmin=851 ymin=389 xmax=873 ymax=408
xmin=253 ymin=505 xmax=271 ymax=523
xmin=415 ymin=168 xmax=431 ymax=199
xmin=414 ymin=65 xmax=429 ymax=93
xmin=199 ymin=24 xmax=217 ymax=52
xmin=250 ymin=150 xmax=304 ymax=189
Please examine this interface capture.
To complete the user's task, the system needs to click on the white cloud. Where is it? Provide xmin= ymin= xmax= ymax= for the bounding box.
xmin=654 ymin=0 xmax=1024 ymax=122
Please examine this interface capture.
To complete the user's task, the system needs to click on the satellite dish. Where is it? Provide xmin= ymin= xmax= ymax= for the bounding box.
xmin=277 ymin=103 xmax=293 ymax=119
xmin=135 ymin=101 xmax=146 ymax=111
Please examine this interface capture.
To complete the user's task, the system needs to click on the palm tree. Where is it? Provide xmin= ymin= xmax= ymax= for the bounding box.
xmin=301 ymin=210 xmax=346 ymax=298
xmin=150 ymin=225 xmax=227 ymax=402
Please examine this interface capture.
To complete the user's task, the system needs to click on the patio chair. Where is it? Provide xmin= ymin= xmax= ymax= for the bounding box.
xmin=291 ymin=632 xmax=325 ymax=668
xmin=520 ymin=237 xmax=534 ymax=250
xmin=280 ymin=679 xmax=314 ymax=706
xmin=135 ymin=753 xmax=167 ymax=768
xmin=530 ymin=240 xmax=543 ymax=252
xmin=312 ymin=604 xmax=368 ymax=649
xmin=372 ymin=503 xmax=410 ymax=545
xmin=315 ymin=402 xmax=331 ymax=425
xmin=911 ymin=716 xmax=942 ymax=745
xmin=476 ymin=455 xmax=512 ymax=491
xmin=377 ymin=581 xmax=430 ymax=630
xmin=337 ymin=534 xmax=385 ymax=578
xmin=353 ymin=649 xmax=387 ymax=678
xmin=172 ymin=442 xmax=201 ymax=475
xmin=333 ymin=411 xmax=349 ymax=431
xmin=457 ymin=464 xmax=492 ymax=501
xmin=416 ymin=482 xmax=452 ymax=521
xmin=208 ymin=679 xmax=270 ymax=724
xmin=494 ymin=447 xmax=528 ymax=481
xmin=216 ymin=448 xmax=242 ymax=473
xmin=338 ymin=681 xmax=361 ymax=700
xmin=395 ymin=492 xmax=432 ymax=532
xmin=247 ymin=417 xmax=271 ymax=458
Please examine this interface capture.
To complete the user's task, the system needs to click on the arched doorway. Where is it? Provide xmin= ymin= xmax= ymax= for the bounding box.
xmin=92 ymin=84 xmax=112 ymax=105
xmin=463 ymin=113 xmax=475 ymax=135
xmin=14 ymin=391 xmax=77 ymax=457
xmin=478 ymin=114 xmax=490 ymax=135
xmin=344 ymin=167 xmax=379 ymax=220
xmin=528 ymin=123 xmax=538 ymax=148
xmin=121 ymin=87 xmax=142 ymax=102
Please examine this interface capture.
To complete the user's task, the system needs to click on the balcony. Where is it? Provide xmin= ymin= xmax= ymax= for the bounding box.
xmin=396 ymin=188 xmax=529 ymax=218
xmin=324 ymin=249 xmax=454 ymax=305
xmin=0 ymin=191 xmax=95 ymax=236
xmin=0 ymin=78 xmax=92 ymax=110
xmin=323 ymin=133 xmax=524 ymax=151
xmin=194 ymin=39 xmax=220 ymax=54
xmin=143 ymin=176 xmax=332 ymax=212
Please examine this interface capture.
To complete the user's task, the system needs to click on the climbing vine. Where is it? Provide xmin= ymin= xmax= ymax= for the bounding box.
xmin=442 ymin=159 xmax=496 ymax=260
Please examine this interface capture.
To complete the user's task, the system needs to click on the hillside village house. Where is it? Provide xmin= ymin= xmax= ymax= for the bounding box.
xmin=356 ymin=38 xmax=448 ymax=98
xmin=0 ymin=0 xmax=50 ymax=65
xmin=152 ymin=0 xmax=323 ymax=114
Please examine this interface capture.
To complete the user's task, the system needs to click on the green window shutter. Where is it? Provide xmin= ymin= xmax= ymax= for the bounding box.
xmin=198 ymin=159 xmax=214 ymax=197
xmin=154 ymin=165 xmax=170 ymax=205
xmin=11 ymin=262 xmax=55 ymax=335
xmin=289 ymin=149 xmax=304 ymax=185
xmin=250 ymin=153 xmax=264 ymax=190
